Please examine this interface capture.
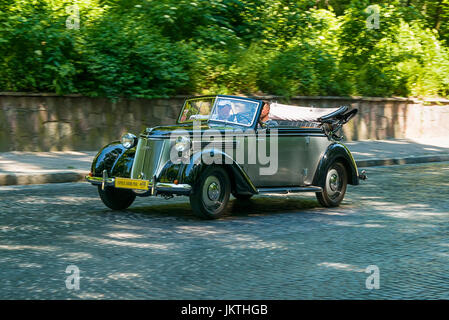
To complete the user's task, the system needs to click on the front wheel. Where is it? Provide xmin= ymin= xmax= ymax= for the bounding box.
xmin=190 ymin=166 xmax=231 ymax=219
xmin=98 ymin=186 xmax=136 ymax=210
xmin=316 ymin=161 xmax=347 ymax=207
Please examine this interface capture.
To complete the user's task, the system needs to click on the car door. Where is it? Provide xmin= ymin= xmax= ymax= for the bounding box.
xmin=247 ymin=127 xmax=309 ymax=187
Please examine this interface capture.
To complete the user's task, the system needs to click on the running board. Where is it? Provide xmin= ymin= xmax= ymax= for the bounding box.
xmin=257 ymin=186 xmax=322 ymax=194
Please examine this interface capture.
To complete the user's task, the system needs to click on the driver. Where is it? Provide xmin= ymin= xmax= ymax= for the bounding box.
xmin=258 ymin=101 xmax=278 ymax=127
xmin=259 ymin=101 xmax=270 ymax=123
xmin=217 ymin=103 xmax=237 ymax=122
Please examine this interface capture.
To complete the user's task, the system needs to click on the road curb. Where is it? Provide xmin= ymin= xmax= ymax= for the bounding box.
xmin=356 ymin=154 xmax=449 ymax=168
xmin=1 ymin=154 xmax=449 ymax=186
xmin=0 ymin=172 xmax=85 ymax=186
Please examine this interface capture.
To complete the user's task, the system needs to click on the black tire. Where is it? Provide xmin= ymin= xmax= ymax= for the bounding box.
xmin=189 ymin=166 xmax=231 ymax=219
xmin=316 ymin=161 xmax=347 ymax=207
xmin=232 ymin=193 xmax=253 ymax=200
xmin=98 ymin=186 xmax=136 ymax=210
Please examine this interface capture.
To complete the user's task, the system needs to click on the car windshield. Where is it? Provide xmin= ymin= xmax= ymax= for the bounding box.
xmin=209 ymin=97 xmax=259 ymax=127
xmin=178 ymin=97 xmax=215 ymax=123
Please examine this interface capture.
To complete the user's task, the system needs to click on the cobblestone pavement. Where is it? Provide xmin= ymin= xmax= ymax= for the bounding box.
xmin=0 ymin=162 xmax=448 ymax=299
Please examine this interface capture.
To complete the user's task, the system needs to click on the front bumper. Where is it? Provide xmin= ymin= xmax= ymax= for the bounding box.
xmin=85 ymin=174 xmax=192 ymax=196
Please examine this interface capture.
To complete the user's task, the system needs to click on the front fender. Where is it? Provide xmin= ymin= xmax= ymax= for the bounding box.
xmin=158 ymin=149 xmax=257 ymax=195
xmin=313 ymin=143 xmax=359 ymax=187
xmin=90 ymin=142 xmax=135 ymax=178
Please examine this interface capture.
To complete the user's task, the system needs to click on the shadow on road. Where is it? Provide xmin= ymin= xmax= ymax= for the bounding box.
xmin=127 ymin=196 xmax=321 ymax=220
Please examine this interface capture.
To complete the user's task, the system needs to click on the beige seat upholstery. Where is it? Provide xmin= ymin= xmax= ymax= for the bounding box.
xmin=269 ymin=103 xmax=341 ymax=122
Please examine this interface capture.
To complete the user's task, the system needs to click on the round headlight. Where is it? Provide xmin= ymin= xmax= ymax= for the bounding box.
xmin=121 ymin=133 xmax=137 ymax=149
xmin=174 ymin=136 xmax=190 ymax=152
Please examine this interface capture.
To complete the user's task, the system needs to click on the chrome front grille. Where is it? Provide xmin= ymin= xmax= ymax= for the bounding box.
xmin=131 ymin=137 xmax=170 ymax=181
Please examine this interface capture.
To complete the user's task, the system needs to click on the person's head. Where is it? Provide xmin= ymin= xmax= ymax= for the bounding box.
xmin=218 ymin=103 xmax=232 ymax=119
xmin=260 ymin=101 xmax=270 ymax=119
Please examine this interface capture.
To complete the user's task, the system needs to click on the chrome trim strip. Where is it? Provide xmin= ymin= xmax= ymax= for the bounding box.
xmin=102 ymin=169 xmax=108 ymax=190
xmin=151 ymin=175 xmax=156 ymax=196
xmin=257 ymin=186 xmax=322 ymax=193
xmin=154 ymin=142 xmax=166 ymax=178
xmin=156 ymin=183 xmax=192 ymax=191
xmin=139 ymin=132 xmax=326 ymax=139
xmin=86 ymin=176 xmax=116 ymax=186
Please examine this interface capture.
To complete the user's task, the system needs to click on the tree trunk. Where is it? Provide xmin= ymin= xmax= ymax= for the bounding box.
xmin=435 ymin=0 xmax=443 ymax=31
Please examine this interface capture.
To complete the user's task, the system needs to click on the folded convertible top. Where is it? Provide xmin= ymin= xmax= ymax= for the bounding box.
xmin=269 ymin=103 xmax=348 ymax=122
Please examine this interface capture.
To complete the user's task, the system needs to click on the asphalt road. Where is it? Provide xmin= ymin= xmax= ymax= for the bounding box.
xmin=1 ymin=162 xmax=448 ymax=299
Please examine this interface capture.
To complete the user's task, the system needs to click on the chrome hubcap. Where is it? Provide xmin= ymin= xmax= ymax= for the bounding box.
xmin=326 ymin=168 xmax=341 ymax=199
xmin=329 ymin=172 xmax=339 ymax=191
xmin=207 ymin=181 xmax=220 ymax=201
xmin=202 ymin=176 xmax=222 ymax=208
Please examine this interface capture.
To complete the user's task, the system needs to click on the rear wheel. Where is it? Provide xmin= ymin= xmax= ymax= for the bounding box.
xmin=190 ymin=166 xmax=231 ymax=219
xmin=98 ymin=186 xmax=136 ymax=210
xmin=316 ymin=161 xmax=347 ymax=207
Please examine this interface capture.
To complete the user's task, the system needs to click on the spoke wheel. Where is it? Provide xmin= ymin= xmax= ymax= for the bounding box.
xmin=316 ymin=161 xmax=347 ymax=207
xmin=190 ymin=166 xmax=231 ymax=219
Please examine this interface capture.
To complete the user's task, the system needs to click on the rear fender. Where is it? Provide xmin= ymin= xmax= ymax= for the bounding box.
xmin=312 ymin=143 xmax=359 ymax=187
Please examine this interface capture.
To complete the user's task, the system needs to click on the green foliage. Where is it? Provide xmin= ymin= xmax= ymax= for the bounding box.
xmin=259 ymin=9 xmax=342 ymax=97
xmin=0 ymin=0 xmax=78 ymax=93
xmin=1 ymin=0 xmax=449 ymax=98
xmin=339 ymin=2 xmax=449 ymax=97
xmin=77 ymin=8 xmax=193 ymax=98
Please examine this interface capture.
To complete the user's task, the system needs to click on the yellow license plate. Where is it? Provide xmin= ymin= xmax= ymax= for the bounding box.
xmin=115 ymin=177 xmax=149 ymax=190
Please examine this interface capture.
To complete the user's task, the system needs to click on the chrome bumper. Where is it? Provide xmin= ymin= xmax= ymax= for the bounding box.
xmin=85 ymin=174 xmax=192 ymax=196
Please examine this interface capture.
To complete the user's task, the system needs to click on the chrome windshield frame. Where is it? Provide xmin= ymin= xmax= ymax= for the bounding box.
xmin=208 ymin=97 xmax=260 ymax=128
xmin=177 ymin=96 xmax=216 ymax=124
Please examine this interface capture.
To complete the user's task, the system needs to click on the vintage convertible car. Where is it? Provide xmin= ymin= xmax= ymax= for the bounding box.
xmin=86 ymin=95 xmax=366 ymax=219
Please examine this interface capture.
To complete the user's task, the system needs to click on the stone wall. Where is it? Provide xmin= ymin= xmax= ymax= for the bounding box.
xmin=283 ymin=96 xmax=449 ymax=141
xmin=0 ymin=93 xmax=181 ymax=151
xmin=1 ymin=93 xmax=449 ymax=151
